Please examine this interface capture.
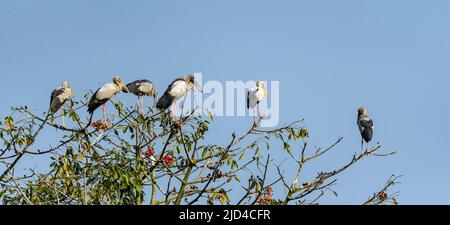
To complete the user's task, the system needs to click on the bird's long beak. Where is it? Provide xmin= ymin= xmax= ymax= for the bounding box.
xmin=121 ymin=83 xmax=129 ymax=93
xmin=194 ymin=81 xmax=203 ymax=93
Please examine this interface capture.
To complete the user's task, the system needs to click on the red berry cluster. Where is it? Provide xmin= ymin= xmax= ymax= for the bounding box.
xmin=162 ymin=154 xmax=174 ymax=165
xmin=145 ymin=147 xmax=155 ymax=157
xmin=90 ymin=120 xmax=109 ymax=130
xmin=377 ymin=192 xmax=388 ymax=201
xmin=260 ymin=186 xmax=273 ymax=205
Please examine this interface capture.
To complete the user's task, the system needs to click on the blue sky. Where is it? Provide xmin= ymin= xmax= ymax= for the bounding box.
xmin=1 ymin=0 xmax=450 ymax=204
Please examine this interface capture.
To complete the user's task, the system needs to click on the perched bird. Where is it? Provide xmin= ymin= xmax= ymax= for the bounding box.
xmin=157 ymin=75 xmax=201 ymax=120
xmin=126 ymin=79 xmax=157 ymax=114
xmin=88 ymin=75 xmax=129 ymax=124
xmin=357 ymin=107 xmax=374 ymax=152
xmin=247 ymin=81 xmax=269 ymax=123
xmin=49 ymin=81 xmax=73 ymax=127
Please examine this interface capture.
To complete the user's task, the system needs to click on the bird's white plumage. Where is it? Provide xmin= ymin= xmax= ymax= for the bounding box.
xmin=168 ymin=80 xmax=191 ymax=100
xmin=127 ymin=80 xmax=156 ymax=96
xmin=247 ymin=87 xmax=265 ymax=109
xmin=138 ymin=82 xmax=154 ymax=95
xmin=95 ymin=83 xmax=119 ymax=100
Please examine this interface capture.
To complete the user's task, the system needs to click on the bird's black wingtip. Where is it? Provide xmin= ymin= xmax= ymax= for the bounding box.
xmin=87 ymin=103 xmax=101 ymax=115
xmin=156 ymin=94 xmax=174 ymax=111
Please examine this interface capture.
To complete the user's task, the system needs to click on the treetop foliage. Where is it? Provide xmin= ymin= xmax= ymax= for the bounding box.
xmin=0 ymin=92 xmax=399 ymax=205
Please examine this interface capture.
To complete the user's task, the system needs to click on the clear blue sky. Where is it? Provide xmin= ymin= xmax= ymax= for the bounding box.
xmin=1 ymin=0 xmax=450 ymax=204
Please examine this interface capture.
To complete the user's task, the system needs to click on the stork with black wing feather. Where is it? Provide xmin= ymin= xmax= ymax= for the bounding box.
xmin=49 ymin=81 xmax=73 ymax=127
xmin=357 ymin=107 xmax=374 ymax=154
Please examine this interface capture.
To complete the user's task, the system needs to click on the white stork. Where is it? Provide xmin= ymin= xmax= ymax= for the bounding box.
xmin=88 ymin=75 xmax=129 ymax=124
xmin=49 ymin=81 xmax=73 ymax=127
xmin=357 ymin=107 xmax=374 ymax=153
xmin=247 ymin=81 xmax=268 ymax=123
xmin=156 ymin=75 xmax=201 ymax=120
xmin=126 ymin=79 xmax=157 ymax=114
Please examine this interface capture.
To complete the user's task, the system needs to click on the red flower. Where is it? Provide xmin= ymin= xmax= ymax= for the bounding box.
xmin=90 ymin=120 xmax=101 ymax=128
xmin=162 ymin=154 xmax=174 ymax=165
xmin=90 ymin=120 xmax=108 ymax=130
xmin=145 ymin=147 xmax=155 ymax=157
xmin=377 ymin=192 xmax=388 ymax=200
xmin=260 ymin=194 xmax=272 ymax=205
xmin=260 ymin=187 xmax=273 ymax=205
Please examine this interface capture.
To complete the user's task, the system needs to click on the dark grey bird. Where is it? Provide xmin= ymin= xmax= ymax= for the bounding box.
xmin=357 ymin=107 xmax=374 ymax=153
xmin=49 ymin=81 xmax=73 ymax=127
xmin=157 ymin=75 xmax=201 ymax=120
xmin=88 ymin=75 xmax=129 ymax=124
xmin=126 ymin=79 xmax=157 ymax=114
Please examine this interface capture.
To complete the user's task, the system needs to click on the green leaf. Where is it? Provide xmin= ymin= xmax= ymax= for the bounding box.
xmin=239 ymin=153 xmax=245 ymax=161
xmin=284 ymin=143 xmax=291 ymax=153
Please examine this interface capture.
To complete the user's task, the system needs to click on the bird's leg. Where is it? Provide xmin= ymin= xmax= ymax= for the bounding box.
xmin=102 ymin=103 xmax=107 ymax=125
xmin=257 ymin=104 xmax=264 ymax=121
xmin=360 ymin=138 xmax=364 ymax=155
xmin=171 ymin=103 xmax=177 ymax=121
xmin=140 ymin=96 xmax=144 ymax=114
xmin=61 ymin=106 xmax=65 ymax=128
xmin=252 ymin=107 xmax=257 ymax=125
xmin=136 ymin=98 xmax=140 ymax=113
xmin=136 ymin=98 xmax=141 ymax=149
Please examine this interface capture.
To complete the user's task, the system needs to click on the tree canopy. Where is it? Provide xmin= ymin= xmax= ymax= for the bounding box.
xmin=0 ymin=95 xmax=399 ymax=205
